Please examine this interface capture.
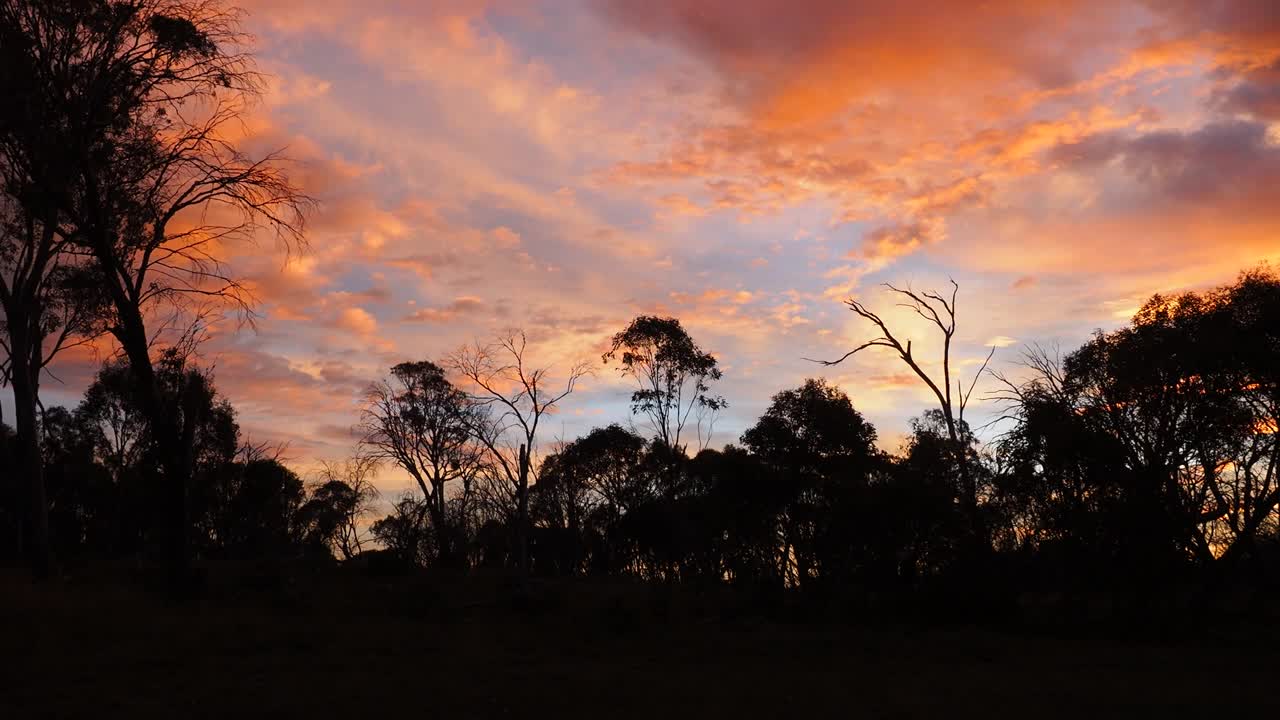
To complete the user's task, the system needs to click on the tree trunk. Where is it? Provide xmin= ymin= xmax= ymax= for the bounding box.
xmin=429 ymin=479 xmax=452 ymax=568
xmin=112 ymin=302 xmax=192 ymax=588
xmin=8 ymin=323 xmax=50 ymax=579
xmin=517 ymin=443 xmax=530 ymax=580
xmin=81 ymin=171 xmax=193 ymax=587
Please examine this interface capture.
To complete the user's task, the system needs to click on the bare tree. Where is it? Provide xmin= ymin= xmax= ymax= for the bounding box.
xmin=470 ymin=459 xmax=520 ymax=527
xmin=450 ymin=330 xmax=589 ymax=578
xmin=813 ymin=279 xmax=994 ymax=521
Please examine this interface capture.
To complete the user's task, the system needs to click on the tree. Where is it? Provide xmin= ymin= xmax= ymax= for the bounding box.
xmin=371 ymin=494 xmax=431 ymax=569
xmin=742 ymin=379 xmax=879 ymax=479
xmin=531 ymin=447 xmax=594 ymax=535
xmin=664 ymin=446 xmax=771 ymax=587
xmin=603 ymin=315 xmax=725 ymax=453
xmin=531 ymin=426 xmax=652 ymax=575
xmin=1068 ymin=308 xmax=1243 ymax=572
xmin=885 ymin=411 xmax=983 ymax=580
xmin=992 ymin=269 xmax=1280 ymax=579
xmin=989 ymin=344 xmax=1136 ymax=579
xmin=360 ymin=361 xmax=481 ymax=568
xmin=76 ymin=358 xmax=153 ymax=486
xmin=451 ymin=330 xmax=588 ymax=578
xmin=0 ymin=1 xmax=112 ymax=577
xmin=556 ymin=424 xmax=651 ymax=520
xmin=212 ymin=458 xmax=305 ymax=558
xmin=0 ymin=421 xmax=16 ymax=554
xmin=297 ymin=453 xmax=380 ymax=560
xmin=71 ymin=349 xmax=241 ymax=556
xmin=3 ymin=0 xmax=311 ymax=584
xmin=815 ymin=280 xmax=992 ymax=541
xmin=741 ymin=378 xmax=882 ymax=588
xmin=1194 ymin=267 xmax=1280 ymax=570
xmin=39 ymin=405 xmax=114 ymax=557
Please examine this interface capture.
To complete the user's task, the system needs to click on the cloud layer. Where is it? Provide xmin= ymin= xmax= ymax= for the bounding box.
xmin=19 ymin=0 xmax=1280 ymax=493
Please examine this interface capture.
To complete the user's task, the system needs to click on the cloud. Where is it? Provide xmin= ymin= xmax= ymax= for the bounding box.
xmin=404 ymin=296 xmax=486 ymax=323
xmin=600 ymin=0 xmax=1126 ymax=125
xmin=35 ymin=0 xmax=1280 ymax=471
xmin=856 ymin=220 xmax=945 ymax=264
xmin=590 ymin=0 xmax=1280 ymax=287
xmin=1214 ymin=56 xmax=1280 ymax=120
xmin=1050 ymin=120 xmax=1280 ymax=216
xmin=491 ymin=226 xmax=522 ymax=247
xmin=658 ymin=193 xmax=708 ymax=217
xmin=867 ymin=373 xmax=922 ymax=389
xmin=332 ymin=307 xmax=378 ymax=335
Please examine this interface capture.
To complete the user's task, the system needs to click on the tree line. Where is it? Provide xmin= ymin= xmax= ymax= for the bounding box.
xmin=286 ymin=268 xmax=1280 ymax=601
xmin=2 ymin=2 xmax=1278 ymax=612
xmin=4 ymin=268 xmax=1280 ymax=606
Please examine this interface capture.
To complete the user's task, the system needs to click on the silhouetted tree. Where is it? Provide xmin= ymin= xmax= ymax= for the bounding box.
xmin=76 ymin=358 xmax=154 ymax=486
xmin=886 ymin=411 xmax=982 ymax=580
xmin=371 ymin=494 xmax=431 ymax=568
xmin=360 ymin=361 xmax=482 ymax=568
xmin=684 ymin=445 xmax=781 ymax=589
xmin=0 ymin=1 xmax=113 ymax=576
xmin=1191 ymin=268 xmax=1280 ymax=571
xmin=39 ymin=405 xmax=115 ymax=557
xmin=989 ymin=345 xmax=1134 ymax=582
xmin=524 ymin=424 xmax=646 ymax=574
xmin=604 ymin=316 xmax=725 ymax=454
xmin=451 ymin=330 xmax=588 ymax=578
xmin=815 ymin=280 xmax=993 ymax=550
xmin=1 ymin=0 xmax=311 ymax=585
xmin=562 ymin=424 xmax=652 ymax=518
xmin=0 ymin=421 xmax=16 ymax=556
xmin=31 ymin=351 xmax=324 ymax=563
xmin=992 ymin=267 xmax=1280 ymax=584
xmin=81 ymin=351 xmax=238 ymax=554
xmin=210 ymin=458 xmax=304 ymax=559
xmin=741 ymin=378 xmax=882 ymax=589
xmin=530 ymin=448 xmax=593 ymax=565
xmin=297 ymin=454 xmax=380 ymax=560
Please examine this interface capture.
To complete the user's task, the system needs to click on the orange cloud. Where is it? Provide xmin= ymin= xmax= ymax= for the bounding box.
xmin=404 ymin=296 xmax=487 ymax=323
xmin=37 ymin=0 xmax=1280 ymax=471
xmin=856 ymin=220 xmax=945 ymax=264
xmin=333 ymin=307 xmax=378 ymax=335
xmin=602 ymin=0 xmax=1128 ymax=127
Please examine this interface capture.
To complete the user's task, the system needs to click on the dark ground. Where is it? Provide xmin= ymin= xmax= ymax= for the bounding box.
xmin=3 ymin=566 xmax=1278 ymax=718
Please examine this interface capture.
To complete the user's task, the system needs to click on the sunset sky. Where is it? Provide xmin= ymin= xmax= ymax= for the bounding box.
xmin=22 ymin=0 xmax=1280 ymax=496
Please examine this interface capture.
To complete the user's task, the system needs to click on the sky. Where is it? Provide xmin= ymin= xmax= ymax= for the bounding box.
xmin=19 ymin=0 xmax=1280 ymax=497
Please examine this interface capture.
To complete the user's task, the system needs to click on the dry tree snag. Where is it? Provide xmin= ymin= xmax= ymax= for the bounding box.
xmin=812 ymin=279 xmax=994 ymax=531
xmin=451 ymin=330 xmax=589 ymax=579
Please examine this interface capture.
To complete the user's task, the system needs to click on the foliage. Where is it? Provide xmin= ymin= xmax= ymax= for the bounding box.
xmin=604 ymin=316 xmax=725 ymax=451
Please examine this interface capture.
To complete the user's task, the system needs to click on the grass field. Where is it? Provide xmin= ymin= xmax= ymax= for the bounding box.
xmin=4 ymin=566 xmax=1278 ymax=718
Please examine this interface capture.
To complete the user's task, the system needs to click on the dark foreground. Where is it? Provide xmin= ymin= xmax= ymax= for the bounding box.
xmin=4 ymin=567 xmax=1278 ymax=719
